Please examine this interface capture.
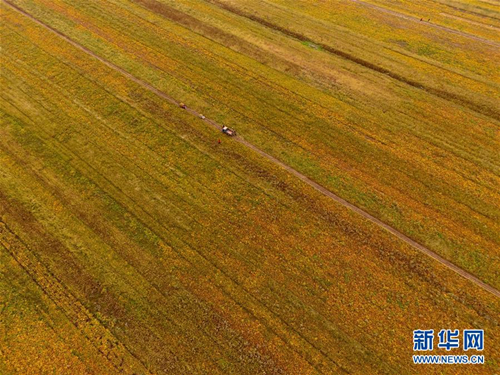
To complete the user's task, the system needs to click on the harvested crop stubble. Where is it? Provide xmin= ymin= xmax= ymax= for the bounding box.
xmin=1 ymin=0 xmax=499 ymax=373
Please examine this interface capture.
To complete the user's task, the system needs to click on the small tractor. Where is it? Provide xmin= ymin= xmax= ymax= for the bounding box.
xmin=222 ymin=126 xmax=236 ymax=136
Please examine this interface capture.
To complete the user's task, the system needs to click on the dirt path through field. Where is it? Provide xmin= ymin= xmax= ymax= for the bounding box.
xmin=4 ymin=0 xmax=499 ymax=299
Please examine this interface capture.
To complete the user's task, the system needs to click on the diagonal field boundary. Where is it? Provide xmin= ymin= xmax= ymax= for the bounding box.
xmin=3 ymin=0 xmax=499 ymax=299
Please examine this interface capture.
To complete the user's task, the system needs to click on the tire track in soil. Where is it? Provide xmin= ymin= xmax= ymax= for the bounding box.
xmin=2 ymin=37 xmax=350 ymax=375
xmin=3 ymin=0 xmax=499 ymax=301
xmin=3 ymin=37 xmax=368 ymax=372
xmin=0 ymin=206 xmax=151 ymax=375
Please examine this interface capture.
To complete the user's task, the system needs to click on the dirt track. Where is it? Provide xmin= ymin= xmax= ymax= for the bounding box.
xmin=4 ymin=0 xmax=499 ymax=299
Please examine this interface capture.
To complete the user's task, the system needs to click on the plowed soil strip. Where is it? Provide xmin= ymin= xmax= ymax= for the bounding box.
xmin=3 ymin=0 xmax=499 ymax=299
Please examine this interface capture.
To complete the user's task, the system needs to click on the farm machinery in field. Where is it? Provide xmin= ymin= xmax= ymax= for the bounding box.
xmin=222 ymin=126 xmax=236 ymax=136
xmin=179 ymin=102 xmax=236 ymax=136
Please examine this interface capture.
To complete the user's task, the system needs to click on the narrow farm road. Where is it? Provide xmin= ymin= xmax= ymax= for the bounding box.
xmin=4 ymin=0 xmax=499 ymax=299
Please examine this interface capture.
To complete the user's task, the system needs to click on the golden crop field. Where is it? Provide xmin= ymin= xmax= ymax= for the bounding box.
xmin=1 ymin=0 xmax=499 ymax=373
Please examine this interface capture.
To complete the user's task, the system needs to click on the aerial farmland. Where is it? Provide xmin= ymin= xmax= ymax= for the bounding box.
xmin=1 ymin=0 xmax=499 ymax=373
